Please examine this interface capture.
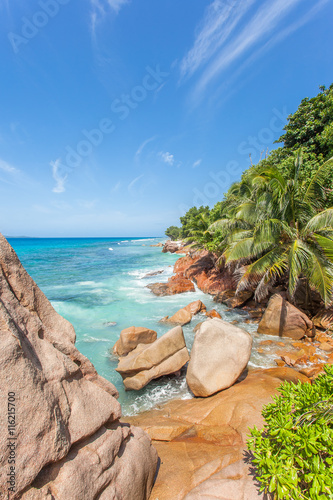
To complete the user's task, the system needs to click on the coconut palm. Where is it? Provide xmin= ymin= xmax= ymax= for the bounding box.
xmin=211 ymin=154 xmax=333 ymax=305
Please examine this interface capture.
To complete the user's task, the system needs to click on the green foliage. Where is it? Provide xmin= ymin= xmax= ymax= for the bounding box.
xmin=247 ymin=365 xmax=333 ymax=500
xmin=165 ymin=225 xmax=182 ymax=241
xmin=165 ymin=85 xmax=333 ymax=303
xmin=278 ymin=84 xmax=333 ymax=159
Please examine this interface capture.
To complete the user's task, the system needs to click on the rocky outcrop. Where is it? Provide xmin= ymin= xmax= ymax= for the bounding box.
xmin=258 ymin=294 xmax=315 ymax=340
xmin=162 ymin=240 xmax=183 ymax=253
xmin=116 ymin=326 xmax=190 ymax=390
xmin=0 ymin=234 xmax=158 ymax=499
xmin=162 ymin=308 xmax=192 ymax=326
xmin=186 ymin=319 xmax=252 ymax=397
xmin=184 ymin=300 xmax=207 ymax=315
xmin=205 ymin=308 xmax=222 ymax=319
xmin=124 ymin=368 xmax=309 ymax=499
xmin=113 ymin=326 xmax=157 ymax=356
xmin=214 ymin=289 xmax=253 ymax=308
xmin=147 ymin=273 xmax=195 ymax=296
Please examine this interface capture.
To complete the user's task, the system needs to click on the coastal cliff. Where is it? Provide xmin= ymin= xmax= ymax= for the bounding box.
xmin=0 ymin=233 xmax=158 ymax=499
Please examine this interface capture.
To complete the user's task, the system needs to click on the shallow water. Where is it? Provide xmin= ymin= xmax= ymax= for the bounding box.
xmin=9 ymin=237 xmax=285 ymax=415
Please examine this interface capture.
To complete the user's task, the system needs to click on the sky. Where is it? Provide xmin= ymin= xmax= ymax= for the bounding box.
xmin=0 ymin=0 xmax=332 ymax=237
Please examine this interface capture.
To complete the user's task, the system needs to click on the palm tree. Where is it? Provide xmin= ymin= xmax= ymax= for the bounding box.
xmin=210 ymin=153 xmax=333 ymax=305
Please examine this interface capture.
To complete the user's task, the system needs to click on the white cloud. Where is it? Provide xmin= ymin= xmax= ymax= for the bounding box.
xmin=51 ymin=159 xmax=67 ymax=194
xmin=90 ymin=0 xmax=129 ymax=36
xmin=180 ymin=0 xmax=256 ymax=80
xmin=181 ymin=0 xmax=327 ymax=101
xmin=193 ymin=159 xmax=202 ymax=168
xmin=135 ymin=136 xmax=156 ymax=158
xmin=158 ymin=151 xmax=175 ymax=166
xmin=0 ymin=159 xmax=18 ymax=174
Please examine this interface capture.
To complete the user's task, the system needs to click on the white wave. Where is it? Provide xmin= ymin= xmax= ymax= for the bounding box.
xmin=77 ymin=281 xmax=97 ymax=286
xmin=81 ymin=335 xmax=111 ymax=343
xmin=109 ymin=248 xmax=113 ymax=251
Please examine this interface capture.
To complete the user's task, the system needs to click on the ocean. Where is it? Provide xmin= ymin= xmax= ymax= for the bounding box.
xmin=8 ymin=237 xmax=277 ymax=415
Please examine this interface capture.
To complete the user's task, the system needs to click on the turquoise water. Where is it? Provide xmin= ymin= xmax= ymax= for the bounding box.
xmin=8 ymin=237 xmax=276 ymax=415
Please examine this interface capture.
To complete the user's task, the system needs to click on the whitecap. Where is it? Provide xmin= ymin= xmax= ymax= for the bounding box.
xmin=109 ymin=248 xmax=113 ymax=251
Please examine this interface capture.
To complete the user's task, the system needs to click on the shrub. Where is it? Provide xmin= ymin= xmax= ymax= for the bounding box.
xmin=247 ymin=365 xmax=333 ymax=499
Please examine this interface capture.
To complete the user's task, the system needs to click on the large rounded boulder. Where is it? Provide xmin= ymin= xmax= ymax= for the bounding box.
xmin=186 ymin=318 xmax=252 ymax=397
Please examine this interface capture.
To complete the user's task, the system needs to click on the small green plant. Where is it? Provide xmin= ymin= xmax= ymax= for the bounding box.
xmin=247 ymin=365 xmax=333 ymax=499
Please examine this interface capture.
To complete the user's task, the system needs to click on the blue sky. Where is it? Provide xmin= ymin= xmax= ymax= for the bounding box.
xmin=0 ymin=0 xmax=332 ymax=237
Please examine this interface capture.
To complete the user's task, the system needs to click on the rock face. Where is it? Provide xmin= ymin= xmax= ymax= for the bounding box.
xmin=116 ymin=326 xmax=190 ymax=390
xmin=113 ymin=326 xmax=157 ymax=356
xmin=124 ymin=368 xmax=309 ymax=499
xmin=162 ymin=240 xmax=182 ymax=253
xmin=147 ymin=273 xmax=195 ymax=296
xmin=214 ymin=290 xmax=253 ymax=308
xmin=258 ymin=294 xmax=315 ymax=340
xmin=0 ymin=234 xmax=158 ymax=499
xmin=186 ymin=319 xmax=252 ymax=397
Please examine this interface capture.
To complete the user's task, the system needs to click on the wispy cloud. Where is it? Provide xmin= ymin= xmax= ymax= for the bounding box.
xmin=180 ymin=0 xmax=256 ymax=80
xmin=193 ymin=159 xmax=202 ymax=168
xmin=51 ymin=159 xmax=67 ymax=194
xmin=0 ymin=159 xmax=18 ymax=174
xmin=90 ymin=0 xmax=129 ymax=36
xmin=111 ymin=181 xmax=122 ymax=192
xmin=128 ymin=174 xmax=144 ymax=191
xmin=181 ymin=0 xmax=326 ymax=100
xmin=135 ymin=136 xmax=156 ymax=159
xmin=158 ymin=151 xmax=175 ymax=166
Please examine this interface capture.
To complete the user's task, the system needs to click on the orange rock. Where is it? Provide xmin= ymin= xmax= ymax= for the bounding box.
xmin=299 ymin=365 xmax=325 ymax=379
xmin=291 ymin=342 xmax=316 ymax=356
xmin=147 ymin=272 xmax=195 ymax=296
xmin=124 ymin=368 xmax=309 ymax=499
xmin=184 ymin=300 xmax=207 ymax=316
xmin=259 ymin=340 xmax=273 ymax=346
xmin=162 ymin=307 xmax=192 ymax=326
xmin=257 ymin=348 xmax=264 ymax=354
xmin=205 ymin=309 xmax=222 ymax=319
xmin=327 ymin=353 xmax=333 ymax=364
xmin=280 ymin=351 xmax=309 ymax=367
xmin=275 ymin=359 xmax=286 ymax=367
xmin=318 ymin=342 xmax=333 ymax=353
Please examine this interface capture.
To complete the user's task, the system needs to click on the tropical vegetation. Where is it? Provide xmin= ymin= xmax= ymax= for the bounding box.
xmin=165 ymin=84 xmax=333 ymax=306
xmin=247 ymin=365 xmax=333 ymax=499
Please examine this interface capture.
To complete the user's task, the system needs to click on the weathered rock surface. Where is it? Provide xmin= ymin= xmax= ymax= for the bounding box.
xmin=184 ymin=299 xmax=207 ymax=315
xmin=205 ymin=308 xmax=222 ymax=319
xmin=162 ymin=308 xmax=192 ymax=326
xmin=258 ymin=294 xmax=315 ymax=340
xmin=214 ymin=290 xmax=253 ymax=308
xmin=0 ymin=234 xmax=158 ymax=499
xmin=124 ymin=368 xmax=309 ymax=499
xmin=147 ymin=273 xmax=195 ymax=296
xmin=186 ymin=319 xmax=252 ymax=397
xmin=113 ymin=326 xmax=157 ymax=356
xmin=162 ymin=240 xmax=182 ymax=253
xmin=116 ymin=326 xmax=190 ymax=390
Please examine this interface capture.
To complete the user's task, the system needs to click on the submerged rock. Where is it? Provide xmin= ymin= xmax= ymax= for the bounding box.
xmin=258 ymin=294 xmax=315 ymax=340
xmin=186 ymin=318 xmax=252 ymax=397
xmin=113 ymin=326 xmax=157 ymax=356
xmin=116 ymin=326 xmax=190 ymax=390
xmin=0 ymin=234 xmax=158 ymax=499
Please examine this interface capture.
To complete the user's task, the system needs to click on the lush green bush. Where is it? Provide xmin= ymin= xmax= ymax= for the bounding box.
xmin=247 ymin=365 xmax=333 ymax=499
xmin=165 ymin=225 xmax=182 ymax=240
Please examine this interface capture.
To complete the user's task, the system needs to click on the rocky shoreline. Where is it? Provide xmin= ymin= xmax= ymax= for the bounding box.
xmin=2 ymin=234 xmax=333 ymax=499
